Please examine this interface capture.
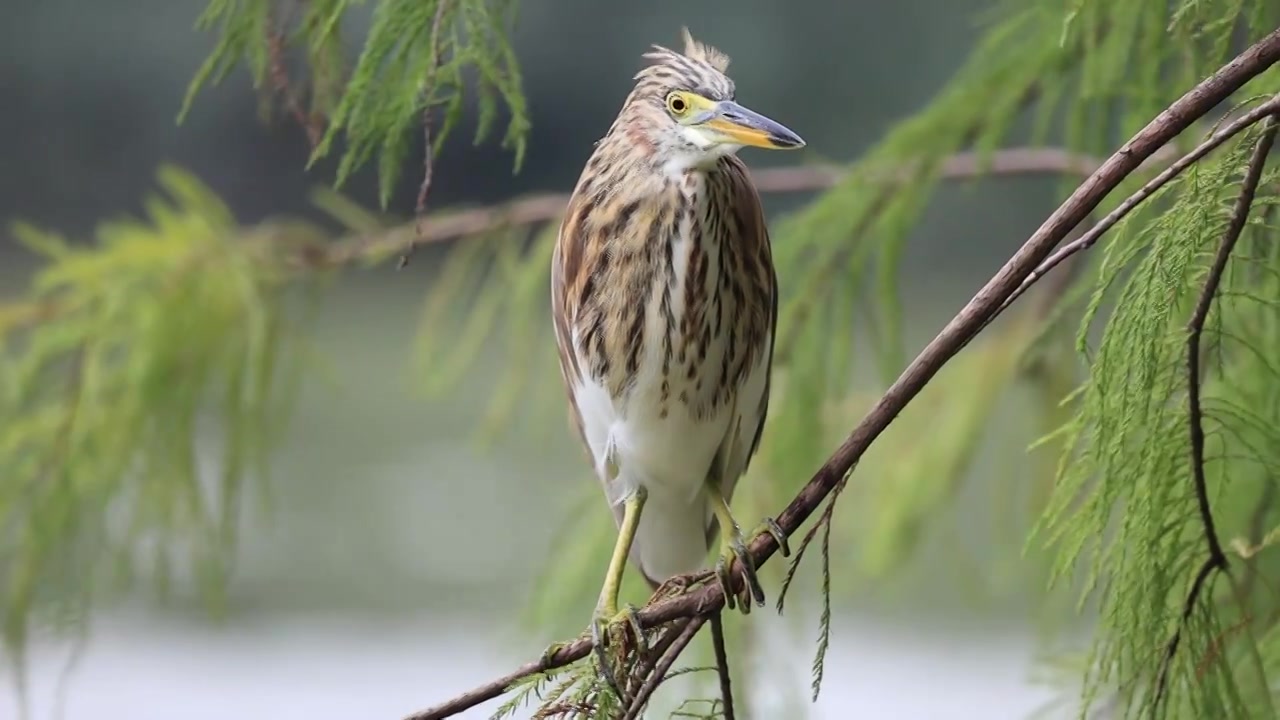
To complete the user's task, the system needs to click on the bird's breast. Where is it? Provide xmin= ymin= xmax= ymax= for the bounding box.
xmin=562 ymin=164 xmax=774 ymax=500
xmin=588 ymin=176 xmax=756 ymax=424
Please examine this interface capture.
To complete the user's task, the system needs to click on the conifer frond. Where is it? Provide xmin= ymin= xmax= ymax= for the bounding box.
xmin=1037 ymin=113 xmax=1280 ymax=717
xmin=6 ymin=1 xmax=1280 ymax=718
xmin=183 ymin=0 xmax=530 ymax=206
xmin=0 ymin=166 xmax=314 ymax=684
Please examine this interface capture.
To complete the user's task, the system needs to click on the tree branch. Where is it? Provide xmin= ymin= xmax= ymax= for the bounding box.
xmin=403 ymin=26 xmax=1280 ymax=720
xmin=1151 ymin=114 xmax=1278 ymax=712
xmin=316 ymin=147 xmax=1130 ymax=269
xmin=709 ymin=612 xmax=736 ymax=720
xmin=994 ymin=93 xmax=1280 ymax=321
xmin=619 ymin=616 xmax=707 ymax=720
xmin=397 ymin=0 xmax=451 ymax=270
xmin=266 ymin=0 xmax=325 ymax=149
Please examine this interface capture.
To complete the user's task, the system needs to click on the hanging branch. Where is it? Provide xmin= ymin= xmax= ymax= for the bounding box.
xmin=709 ymin=612 xmax=736 ymax=720
xmin=265 ymin=0 xmax=326 ymax=149
xmin=398 ymin=0 xmax=452 ymax=270
xmin=618 ymin=617 xmax=708 ymax=720
xmin=403 ymin=26 xmax=1280 ymax=720
xmin=1151 ymin=114 xmax=1279 ymax=712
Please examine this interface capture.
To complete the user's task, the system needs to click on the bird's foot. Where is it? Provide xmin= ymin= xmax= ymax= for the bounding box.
xmin=715 ymin=523 xmax=764 ymax=614
xmin=590 ymin=603 xmax=645 ymax=700
xmin=539 ymin=638 xmax=583 ymax=668
xmin=749 ymin=516 xmax=791 ymax=557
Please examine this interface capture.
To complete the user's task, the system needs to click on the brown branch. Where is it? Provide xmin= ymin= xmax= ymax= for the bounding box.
xmin=321 ymin=147 xmax=1121 ymax=268
xmin=397 ymin=0 xmax=452 ymax=270
xmin=402 ymin=26 xmax=1280 ymax=720
xmin=1151 ymin=115 xmax=1278 ymax=713
xmin=266 ymin=0 xmax=325 ymax=149
xmin=709 ymin=612 xmax=736 ymax=720
xmin=625 ymin=616 xmax=692 ymax=698
xmin=619 ymin=616 xmax=707 ymax=720
xmin=995 ymin=94 xmax=1280 ymax=321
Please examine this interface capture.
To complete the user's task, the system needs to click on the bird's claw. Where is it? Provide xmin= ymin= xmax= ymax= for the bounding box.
xmin=590 ymin=604 xmax=645 ymax=700
xmin=539 ymin=640 xmax=570 ymax=668
xmin=716 ymin=528 xmax=764 ymax=613
xmin=756 ymin=516 xmax=791 ymax=557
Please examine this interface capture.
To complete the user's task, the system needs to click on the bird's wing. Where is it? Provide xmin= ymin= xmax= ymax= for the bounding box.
xmin=711 ymin=160 xmax=779 ymax=509
xmin=550 ymin=189 xmax=591 ymax=454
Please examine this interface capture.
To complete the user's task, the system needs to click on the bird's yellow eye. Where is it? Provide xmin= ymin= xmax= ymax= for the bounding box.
xmin=666 ymin=92 xmax=690 ymax=116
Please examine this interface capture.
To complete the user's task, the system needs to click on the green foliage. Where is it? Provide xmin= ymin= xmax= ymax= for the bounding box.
xmin=5 ymin=0 xmax=1280 ymax=718
xmin=1035 ymin=121 xmax=1280 ymax=717
xmin=0 ymin=167 xmax=317 ymax=682
xmin=490 ymin=655 xmax=625 ymax=719
xmin=182 ymin=0 xmax=530 ymax=207
xmin=385 ymin=1 xmax=1280 ymax=716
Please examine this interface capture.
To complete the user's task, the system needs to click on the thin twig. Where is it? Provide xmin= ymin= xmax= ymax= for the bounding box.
xmin=399 ymin=0 xmax=452 ymax=269
xmin=402 ymin=26 xmax=1280 ymax=720
xmin=1151 ymin=115 xmax=1278 ymax=713
xmin=620 ymin=616 xmax=707 ymax=720
xmin=709 ymin=612 xmax=736 ymax=720
xmin=776 ymin=476 xmax=847 ymax=614
xmin=994 ymin=94 xmax=1280 ymax=322
xmin=266 ymin=0 xmax=325 ymax=148
xmin=627 ymin=617 xmax=693 ymax=698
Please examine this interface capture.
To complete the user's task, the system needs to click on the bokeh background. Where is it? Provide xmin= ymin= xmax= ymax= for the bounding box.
xmin=1 ymin=1 xmax=1081 ymax=718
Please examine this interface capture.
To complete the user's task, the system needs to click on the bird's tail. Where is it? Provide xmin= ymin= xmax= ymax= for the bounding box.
xmin=629 ymin=489 xmax=712 ymax=589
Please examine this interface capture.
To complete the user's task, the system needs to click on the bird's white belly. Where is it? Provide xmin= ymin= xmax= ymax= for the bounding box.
xmin=571 ymin=355 xmax=731 ymax=581
xmin=572 ymin=362 xmax=731 ymax=507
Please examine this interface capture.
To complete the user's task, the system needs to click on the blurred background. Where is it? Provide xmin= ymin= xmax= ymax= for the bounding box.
xmin=0 ymin=1 xmax=1084 ymax=718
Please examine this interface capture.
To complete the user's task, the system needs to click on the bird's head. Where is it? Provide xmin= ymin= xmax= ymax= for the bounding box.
xmin=619 ymin=28 xmax=805 ymax=172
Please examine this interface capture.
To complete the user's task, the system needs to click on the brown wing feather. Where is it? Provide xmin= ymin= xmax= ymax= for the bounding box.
xmin=550 ymin=189 xmax=590 ymax=451
xmin=703 ymin=157 xmax=779 ymax=547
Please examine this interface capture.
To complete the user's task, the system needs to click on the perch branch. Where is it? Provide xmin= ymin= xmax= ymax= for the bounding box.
xmin=1151 ymin=115 xmax=1279 ymax=711
xmin=403 ymin=26 xmax=1280 ymax=720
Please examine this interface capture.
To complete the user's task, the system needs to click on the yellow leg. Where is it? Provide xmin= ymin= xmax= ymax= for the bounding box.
xmin=707 ymin=483 xmax=762 ymax=613
xmin=597 ymin=486 xmax=647 ymax=618
xmin=590 ymin=486 xmax=648 ymax=697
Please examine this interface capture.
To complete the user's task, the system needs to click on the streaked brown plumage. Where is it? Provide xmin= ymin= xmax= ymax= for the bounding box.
xmin=550 ymin=29 xmax=803 ymax=663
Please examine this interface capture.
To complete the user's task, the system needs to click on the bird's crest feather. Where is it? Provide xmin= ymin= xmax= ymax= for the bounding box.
xmin=640 ymin=27 xmax=731 ymax=75
xmin=679 ymin=27 xmax=730 ymax=71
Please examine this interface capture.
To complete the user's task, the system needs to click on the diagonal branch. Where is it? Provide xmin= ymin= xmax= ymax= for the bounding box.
xmin=403 ymin=25 xmax=1280 ymax=720
xmin=994 ymin=94 xmax=1280 ymax=320
xmin=1151 ymin=115 xmax=1279 ymax=712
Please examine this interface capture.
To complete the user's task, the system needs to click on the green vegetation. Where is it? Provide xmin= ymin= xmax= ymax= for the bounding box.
xmin=4 ymin=0 xmax=1280 ymax=718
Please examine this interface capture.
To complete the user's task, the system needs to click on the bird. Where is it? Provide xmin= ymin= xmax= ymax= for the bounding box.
xmin=549 ymin=27 xmax=804 ymax=664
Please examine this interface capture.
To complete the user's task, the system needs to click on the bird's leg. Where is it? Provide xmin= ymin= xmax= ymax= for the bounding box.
xmin=706 ymin=483 xmax=765 ymax=613
xmin=590 ymin=486 xmax=648 ymax=693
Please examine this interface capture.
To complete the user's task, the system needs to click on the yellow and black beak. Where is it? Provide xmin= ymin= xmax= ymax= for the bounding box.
xmin=700 ymin=100 xmax=805 ymax=150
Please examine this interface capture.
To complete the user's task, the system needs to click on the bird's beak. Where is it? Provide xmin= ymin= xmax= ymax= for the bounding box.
xmin=701 ymin=100 xmax=805 ymax=150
